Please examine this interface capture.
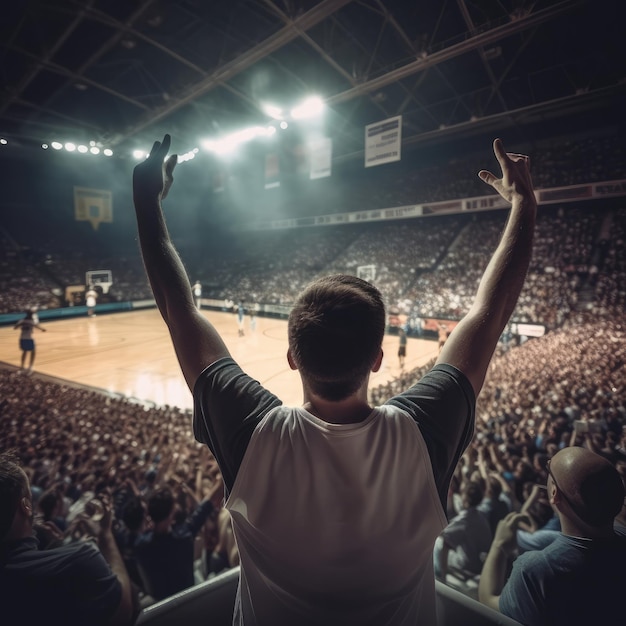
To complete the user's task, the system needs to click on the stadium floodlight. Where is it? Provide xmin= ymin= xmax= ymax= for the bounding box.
xmin=178 ymin=150 xmax=196 ymax=163
xmin=103 ymin=148 xmax=113 ymax=156
xmin=51 ymin=141 xmax=63 ymax=150
xmin=290 ymin=96 xmax=324 ymax=120
xmin=77 ymin=145 xmax=88 ymax=153
xmin=280 ymin=121 xmax=289 ymax=130
xmin=65 ymin=142 xmax=76 ymax=152
xmin=133 ymin=149 xmax=146 ymax=160
xmin=202 ymin=125 xmax=275 ymax=156
xmin=0 ymin=138 xmax=7 ymax=145
xmin=90 ymin=146 xmax=100 ymax=154
xmin=41 ymin=143 xmax=49 ymax=149
xmin=262 ymin=103 xmax=284 ymax=120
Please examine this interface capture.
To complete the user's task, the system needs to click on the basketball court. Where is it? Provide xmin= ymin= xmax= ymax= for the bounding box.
xmin=0 ymin=308 xmax=439 ymax=410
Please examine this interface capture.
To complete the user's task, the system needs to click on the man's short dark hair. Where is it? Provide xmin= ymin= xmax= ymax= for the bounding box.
xmin=147 ymin=488 xmax=175 ymax=524
xmin=0 ymin=451 xmax=28 ymax=541
xmin=463 ymin=481 xmax=484 ymax=508
xmin=288 ymin=275 xmax=386 ymax=401
xmin=38 ymin=489 xmax=60 ymax=520
xmin=486 ymin=475 xmax=502 ymax=499
xmin=122 ymin=496 xmax=146 ymax=532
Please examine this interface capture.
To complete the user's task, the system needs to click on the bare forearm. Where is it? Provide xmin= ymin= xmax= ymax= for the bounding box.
xmin=98 ymin=530 xmax=134 ymax=625
xmin=442 ymin=196 xmax=535 ymax=392
xmin=132 ymin=135 xmax=231 ymax=388
xmin=134 ymin=198 xmax=195 ymax=325
xmin=473 ymin=196 xmax=536 ymax=327
xmin=478 ymin=542 xmax=510 ymax=611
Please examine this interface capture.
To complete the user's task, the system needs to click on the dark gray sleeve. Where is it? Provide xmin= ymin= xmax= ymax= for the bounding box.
xmin=385 ymin=363 xmax=475 ymax=511
xmin=71 ymin=542 xmax=123 ymax=626
xmin=193 ymin=358 xmax=282 ymax=493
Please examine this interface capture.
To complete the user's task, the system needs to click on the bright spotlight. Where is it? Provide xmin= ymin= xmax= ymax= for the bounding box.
xmin=0 ymin=138 xmax=7 ymax=145
xmin=89 ymin=146 xmax=100 ymax=155
xmin=51 ymin=142 xmax=63 ymax=150
xmin=77 ymin=145 xmax=88 ymax=153
xmin=291 ymin=96 xmax=325 ymax=120
xmin=103 ymin=148 xmax=113 ymax=156
xmin=133 ymin=149 xmax=146 ymax=160
xmin=41 ymin=143 xmax=49 ymax=149
xmin=280 ymin=121 xmax=289 ymax=130
xmin=262 ymin=103 xmax=284 ymax=120
xmin=65 ymin=142 xmax=76 ymax=152
xmin=202 ymin=126 xmax=272 ymax=156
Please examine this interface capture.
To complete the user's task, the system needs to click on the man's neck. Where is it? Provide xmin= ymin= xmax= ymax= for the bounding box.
xmin=153 ymin=520 xmax=172 ymax=534
xmin=302 ymin=392 xmax=372 ymax=425
xmin=559 ymin=516 xmax=617 ymax=540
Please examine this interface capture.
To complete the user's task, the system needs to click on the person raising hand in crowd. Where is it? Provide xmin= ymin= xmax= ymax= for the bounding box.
xmin=132 ymin=135 xmax=536 ymax=624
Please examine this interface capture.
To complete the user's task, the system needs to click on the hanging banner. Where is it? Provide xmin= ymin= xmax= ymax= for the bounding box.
xmin=364 ymin=115 xmax=401 ymax=168
xmin=74 ymin=187 xmax=112 ymax=231
xmin=309 ymin=137 xmax=332 ymax=180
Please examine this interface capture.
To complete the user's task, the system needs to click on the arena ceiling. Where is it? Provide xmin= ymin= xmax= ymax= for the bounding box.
xmin=1 ymin=0 xmax=624 ymax=162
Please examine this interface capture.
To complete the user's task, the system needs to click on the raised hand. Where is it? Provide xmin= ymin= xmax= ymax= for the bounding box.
xmin=478 ymin=138 xmax=535 ymax=206
xmin=132 ymin=133 xmax=178 ymax=204
xmin=493 ymin=512 xmax=531 ymax=556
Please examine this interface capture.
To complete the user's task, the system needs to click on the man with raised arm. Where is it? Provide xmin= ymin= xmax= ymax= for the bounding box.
xmin=132 ymin=135 xmax=536 ymax=625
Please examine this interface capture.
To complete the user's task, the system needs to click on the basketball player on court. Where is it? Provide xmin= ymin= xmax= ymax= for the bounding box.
xmin=86 ymin=284 xmax=98 ymax=317
xmin=14 ymin=309 xmax=46 ymax=372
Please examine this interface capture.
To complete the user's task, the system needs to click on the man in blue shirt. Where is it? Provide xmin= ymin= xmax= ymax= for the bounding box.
xmin=479 ymin=447 xmax=626 ymax=626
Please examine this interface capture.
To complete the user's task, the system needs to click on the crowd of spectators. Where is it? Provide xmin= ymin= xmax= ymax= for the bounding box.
xmin=2 ymin=130 xmax=626 ymax=622
xmin=0 ymin=370 xmax=239 ymax=610
xmin=2 ymin=304 xmax=624 ymax=618
xmin=2 ymin=131 xmax=626 ymax=320
xmin=2 ymin=202 xmax=623 ymax=338
xmin=369 ymin=315 xmax=626 ymax=599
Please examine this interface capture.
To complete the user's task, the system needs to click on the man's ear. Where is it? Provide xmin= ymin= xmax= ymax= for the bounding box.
xmin=287 ymin=349 xmax=298 ymax=371
xmin=372 ymin=349 xmax=383 ymax=373
xmin=21 ymin=496 xmax=32 ymax=516
xmin=548 ymin=484 xmax=559 ymax=506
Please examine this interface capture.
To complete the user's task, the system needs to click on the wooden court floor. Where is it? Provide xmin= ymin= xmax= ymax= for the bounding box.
xmin=0 ymin=309 xmax=439 ymax=410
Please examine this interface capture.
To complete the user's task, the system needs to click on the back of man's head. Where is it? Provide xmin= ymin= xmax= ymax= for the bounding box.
xmin=0 ymin=451 xmax=28 ymax=541
xmin=462 ymin=481 xmax=484 ymax=509
xmin=288 ymin=275 xmax=386 ymax=401
xmin=123 ymin=495 xmax=146 ymax=532
xmin=38 ymin=489 xmax=60 ymax=520
xmin=551 ymin=447 xmax=624 ymax=527
xmin=147 ymin=488 xmax=175 ymax=525
xmin=486 ymin=475 xmax=503 ymax=499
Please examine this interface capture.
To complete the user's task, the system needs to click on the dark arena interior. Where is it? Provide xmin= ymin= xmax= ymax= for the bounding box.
xmin=1 ymin=1 xmax=625 ymax=625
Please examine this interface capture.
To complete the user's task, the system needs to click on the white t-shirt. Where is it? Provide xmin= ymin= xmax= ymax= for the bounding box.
xmin=227 ymin=404 xmax=448 ymax=625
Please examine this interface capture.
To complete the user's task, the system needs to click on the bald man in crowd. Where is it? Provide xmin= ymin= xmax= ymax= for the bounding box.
xmin=479 ymin=447 xmax=626 ymax=626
